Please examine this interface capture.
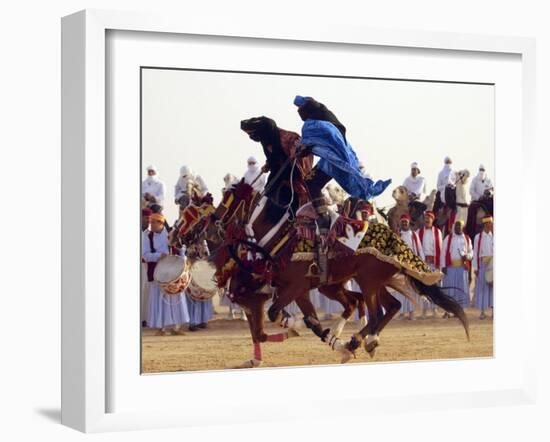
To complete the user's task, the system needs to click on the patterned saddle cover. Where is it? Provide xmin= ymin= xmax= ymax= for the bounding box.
xmin=294 ymin=221 xmax=441 ymax=286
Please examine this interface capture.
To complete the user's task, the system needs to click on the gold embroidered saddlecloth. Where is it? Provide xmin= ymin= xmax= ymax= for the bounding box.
xmin=291 ymin=223 xmax=443 ymax=285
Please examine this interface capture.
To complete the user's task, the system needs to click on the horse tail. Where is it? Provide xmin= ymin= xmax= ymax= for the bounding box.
xmin=410 ymin=279 xmax=470 ymax=341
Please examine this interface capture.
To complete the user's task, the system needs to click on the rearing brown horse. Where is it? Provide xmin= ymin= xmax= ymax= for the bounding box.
xmin=171 ymin=179 xmax=469 ymax=368
xmin=171 ymin=117 xmax=469 ymax=367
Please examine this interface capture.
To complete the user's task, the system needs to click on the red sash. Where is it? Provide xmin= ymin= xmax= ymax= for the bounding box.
xmin=476 ymin=231 xmax=483 ymax=269
xmin=419 ymin=226 xmax=441 ymax=268
xmin=411 ymin=232 xmax=421 ymax=256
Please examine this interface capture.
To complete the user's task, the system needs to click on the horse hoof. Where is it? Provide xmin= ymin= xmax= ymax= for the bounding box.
xmin=346 ymin=334 xmax=362 ymax=353
xmin=364 ymin=335 xmax=380 ymax=354
xmin=232 ymin=358 xmax=263 ymax=369
xmin=287 ymin=328 xmax=300 ymax=338
xmin=340 ymin=349 xmax=354 ymax=364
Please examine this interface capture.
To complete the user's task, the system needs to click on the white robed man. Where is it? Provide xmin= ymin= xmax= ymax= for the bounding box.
xmin=141 ymin=207 xmax=153 ymax=327
xmin=441 ymin=219 xmax=473 ymax=316
xmin=243 ymin=156 xmax=266 ymax=192
xmin=403 ymin=162 xmax=427 ymax=201
xmin=469 ymin=164 xmax=494 ymax=201
xmin=436 ymin=156 xmax=456 ymax=205
xmin=418 ymin=210 xmax=443 ymax=318
xmin=143 ymin=213 xmax=190 ymax=335
xmin=473 ymin=215 xmax=494 ymax=319
xmin=396 ymin=213 xmax=424 ymax=320
xmin=142 ymin=165 xmax=165 ymax=207
xmin=174 ymin=165 xmax=208 ymax=212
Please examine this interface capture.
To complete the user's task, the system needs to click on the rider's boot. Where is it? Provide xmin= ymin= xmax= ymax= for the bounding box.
xmin=307 ymin=197 xmax=331 ymax=284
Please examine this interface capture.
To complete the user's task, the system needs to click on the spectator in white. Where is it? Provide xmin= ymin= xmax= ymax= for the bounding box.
xmin=402 ymin=162 xmax=426 ymax=201
xmin=142 ymin=165 xmax=165 ymax=206
xmin=243 ymin=156 xmax=266 ymax=192
xmin=473 ymin=215 xmax=494 ymax=319
xmin=174 ymin=165 xmax=208 ymax=209
xmin=469 ymin=164 xmax=493 ymax=201
xmin=440 ymin=220 xmax=473 ymax=315
xmin=397 ymin=214 xmax=424 ymax=320
xmin=436 ymin=156 xmax=456 ymax=204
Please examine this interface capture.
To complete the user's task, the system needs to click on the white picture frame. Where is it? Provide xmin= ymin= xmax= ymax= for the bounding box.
xmin=61 ymin=9 xmax=537 ymax=433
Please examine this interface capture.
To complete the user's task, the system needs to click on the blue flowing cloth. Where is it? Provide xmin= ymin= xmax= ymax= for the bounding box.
xmin=300 ymin=119 xmax=392 ymax=200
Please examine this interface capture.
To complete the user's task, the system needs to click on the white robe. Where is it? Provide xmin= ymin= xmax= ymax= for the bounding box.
xmin=400 ymin=230 xmax=425 ymax=260
xmin=469 ymin=173 xmax=493 ymax=201
xmin=441 ymin=233 xmax=473 ymax=268
xmin=175 ymin=174 xmax=208 ymax=201
xmin=418 ymin=227 xmax=442 ymax=265
xmin=472 ymin=231 xmax=493 ymax=272
xmin=436 ymin=165 xmax=455 ymax=204
xmin=402 ymin=175 xmax=426 ymax=200
xmin=142 ymin=176 xmax=165 ymax=205
xmin=243 ymin=165 xmax=266 ymax=192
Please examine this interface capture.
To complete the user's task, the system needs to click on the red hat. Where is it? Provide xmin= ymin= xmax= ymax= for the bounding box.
xmin=142 ymin=208 xmax=153 ymax=216
xmin=424 ymin=211 xmax=435 ymax=219
xmin=400 ymin=213 xmax=411 ymax=221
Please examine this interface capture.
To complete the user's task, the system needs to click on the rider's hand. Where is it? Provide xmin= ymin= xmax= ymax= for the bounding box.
xmin=261 ymin=164 xmax=270 ymax=173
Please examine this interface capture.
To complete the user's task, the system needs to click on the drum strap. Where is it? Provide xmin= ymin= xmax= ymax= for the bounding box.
xmin=147 ymin=231 xmax=157 ymax=282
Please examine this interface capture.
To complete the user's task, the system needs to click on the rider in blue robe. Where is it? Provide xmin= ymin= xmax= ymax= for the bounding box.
xmin=294 ymin=95 xmax=391 ymax=222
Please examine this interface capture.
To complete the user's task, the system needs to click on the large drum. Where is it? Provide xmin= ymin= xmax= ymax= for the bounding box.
xmin=187 ymin=260 xmax=221 ymax=302
xmin=154 ymin=255 xmax=190 ymax=295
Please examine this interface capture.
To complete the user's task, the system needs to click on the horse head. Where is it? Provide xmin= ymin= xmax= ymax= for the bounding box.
xmin=174 ymin=179 xmax=258 ymax=247
xmin=169 ymin=193 xmax=215 ymax=248
xmin=240 ymin=116 xmax=278 ymax=144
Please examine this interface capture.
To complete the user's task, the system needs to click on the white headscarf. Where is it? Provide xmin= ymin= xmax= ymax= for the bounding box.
xmin=244 ymin=156 xmax=260 ymax=184
xmin=177 ymin=165 xmax=194 ymax=188
xmin=477 ymin=164 xmax=487 ymax=180
xmin=145 ymin=165 xmax=159 ymax=182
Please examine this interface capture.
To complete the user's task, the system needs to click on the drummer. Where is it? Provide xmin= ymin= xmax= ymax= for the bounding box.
xmin=185 ymin=242 xmax=215 ymax=331
xmin=143 ymin=213 xmax=190 ymax=335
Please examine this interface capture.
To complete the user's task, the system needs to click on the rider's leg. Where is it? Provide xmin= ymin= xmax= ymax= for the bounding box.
xmin=305 ymin=167 xmax=332 ymax=281
xmin=305 ymin=166 xmax=332 ymax=229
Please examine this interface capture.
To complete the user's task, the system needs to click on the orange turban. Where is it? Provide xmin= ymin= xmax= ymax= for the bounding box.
xmin=150 ymin=213 xmax=165 ymax=223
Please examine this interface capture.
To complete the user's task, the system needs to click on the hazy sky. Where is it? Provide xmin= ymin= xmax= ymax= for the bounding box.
xmin=142 ymin=68 xmax=494 ymax=222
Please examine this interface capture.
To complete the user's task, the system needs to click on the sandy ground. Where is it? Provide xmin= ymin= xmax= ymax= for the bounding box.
xmin=141 ymin=308 xmax=493 ymax=373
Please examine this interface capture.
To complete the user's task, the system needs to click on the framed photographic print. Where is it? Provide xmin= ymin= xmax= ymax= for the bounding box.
xmin=61 ymin=9 xmax=537 ymax=432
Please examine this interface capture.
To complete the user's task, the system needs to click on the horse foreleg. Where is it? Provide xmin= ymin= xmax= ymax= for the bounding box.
xmin=374 ymin=287 xmax=401 ymax=335
xmin=318 ymin=283 xmax=359 ymax=338
xmin=232 ymin=298 xmax=266 ymax=369
xmin=357 ymin=298 xmax=368 ymax=329
xmin=343 ymin=286 xmax=382 ymax=358
xmin=294 ymin=293 xmax=354 ymax=363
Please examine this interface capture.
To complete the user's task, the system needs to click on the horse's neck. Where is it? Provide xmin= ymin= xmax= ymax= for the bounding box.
xmin=250 ymin=203 xmax=287 ymax=245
